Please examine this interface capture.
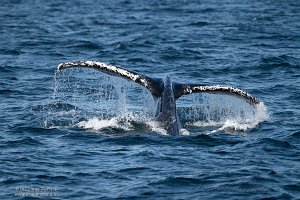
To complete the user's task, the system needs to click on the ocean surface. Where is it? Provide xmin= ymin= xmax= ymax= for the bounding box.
xmin=1 ymin=0 xmax=299 ymax=199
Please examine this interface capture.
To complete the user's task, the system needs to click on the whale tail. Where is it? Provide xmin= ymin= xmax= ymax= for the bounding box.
xmin=57 ymin=61 xmax=260 ymax=106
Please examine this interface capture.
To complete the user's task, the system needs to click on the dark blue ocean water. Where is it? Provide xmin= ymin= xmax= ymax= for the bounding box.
xmin=1 ymin=0 xmax=299 ymax=199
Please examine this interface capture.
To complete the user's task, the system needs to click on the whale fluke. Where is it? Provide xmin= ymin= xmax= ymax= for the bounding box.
xmin=57 ymin=61 xmax=163 ymax=98
xmin=56 ymin=60 xmax=262 ymax=135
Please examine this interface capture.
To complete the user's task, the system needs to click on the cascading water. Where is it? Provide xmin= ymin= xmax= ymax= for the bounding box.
xmin=38 ymin=68 xmax=268 ymax=134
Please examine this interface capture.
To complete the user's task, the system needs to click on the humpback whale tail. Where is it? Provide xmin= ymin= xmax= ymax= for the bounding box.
xmin=57 ymin=61 xmax=261 ymax=106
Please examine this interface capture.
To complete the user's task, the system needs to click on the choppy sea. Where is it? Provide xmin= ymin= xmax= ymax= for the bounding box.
xmin=1 ymin=0 xmax=299 ymax=199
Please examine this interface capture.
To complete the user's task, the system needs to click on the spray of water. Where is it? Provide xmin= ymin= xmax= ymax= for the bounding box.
xmin=38 ymin=69 xmax=269 ymax=134
xmin=46 ymin=68 xmax=157 ymax=132
xmin=177 ymin=92 xmax=269 ymax=133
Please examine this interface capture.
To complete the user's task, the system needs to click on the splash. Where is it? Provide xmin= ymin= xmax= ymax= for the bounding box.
xmin=196 ymin=102 xmax=269 ymax=134
xmin=77 ymin=117 xmax=133 ymax=131
xmin=145 ymin=121 xmax=168 ymax=135
xmin=48 ymin=68 xmax=156 ymax=126
xmin=77 ymin=116 xmax=191 ymax=136
xmin=77 ymin=116 xmax=175 ymax=136
xmin=40 ymin=69 xmax=269 ymax=134
xmin=216 ymin=102 xmax=269 ymax=132
xmin=178 ymin=93 xmax=269 ymax=133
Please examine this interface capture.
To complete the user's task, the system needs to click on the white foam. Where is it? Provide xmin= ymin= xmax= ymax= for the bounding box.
xmin=192 ymin=102 xmax=269 ymax=133
xmin=190 ymin=120 xmax=224 ymax=127
xmin=180 ymin=128 xmax=190 ymax=136
xmin=145 ymin=121 xmax=168 ymax=135
xmin=77 ymin=117 xmax=133 ymax=131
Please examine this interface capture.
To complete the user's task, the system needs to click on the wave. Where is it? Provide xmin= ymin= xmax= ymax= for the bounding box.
xmin=289 ymin=130 xmax=300 ymax=138
xmin=257 ymin=138 xmax=296 ymax=150
xmin=2 ymin=137 xmax=44 ymax=148
xmin=0 ymin=48 xmax=23 ymax=55
xmin=259 ymin=55 xmax=299 ymax=69
xmin=187 ymin=21 xmax=210 ymax=27
xmin=149 ymin=176 xmax=203 ymax=187
xmin=67 ymin=40 xmax=103 ymax=51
